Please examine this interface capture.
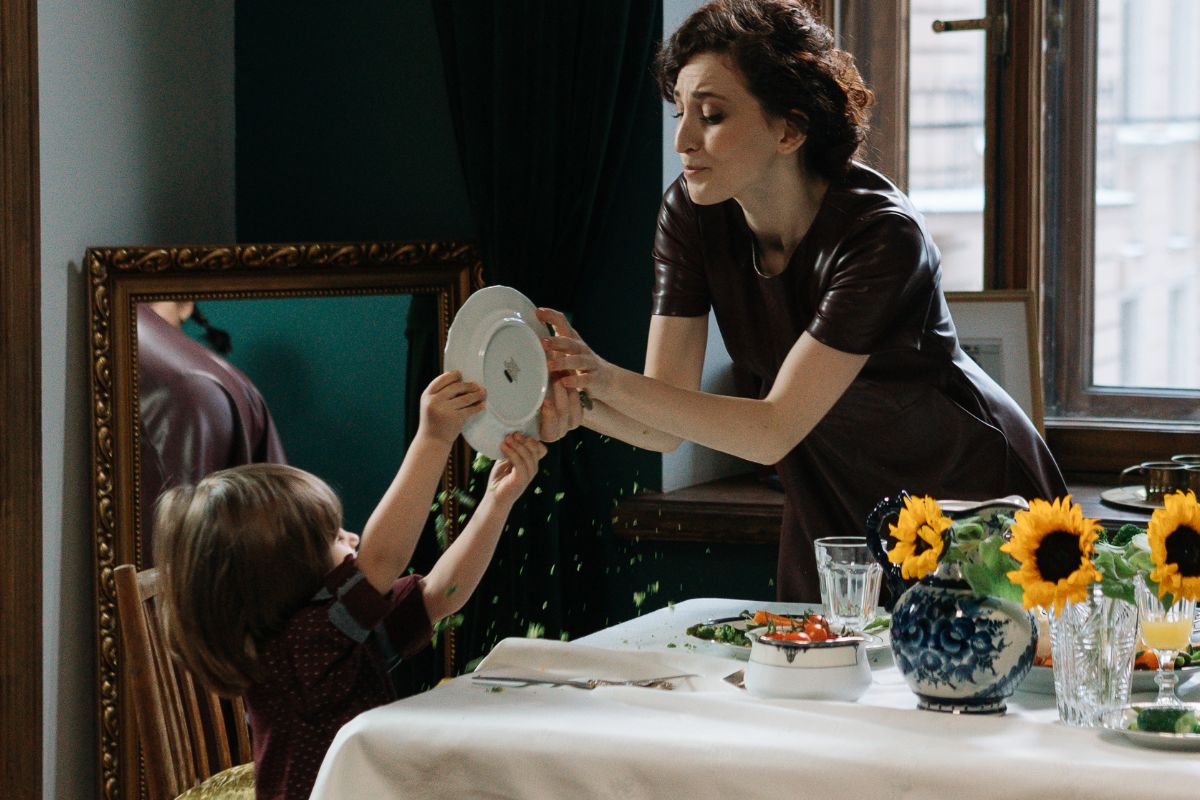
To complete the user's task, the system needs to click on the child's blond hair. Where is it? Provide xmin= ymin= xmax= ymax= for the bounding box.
xmin=155 ymin=463 xmax=342 ymax=694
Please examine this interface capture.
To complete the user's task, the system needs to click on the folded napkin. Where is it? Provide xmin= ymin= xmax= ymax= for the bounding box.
xmin=472 ymin=637 xmax=739 ymax=693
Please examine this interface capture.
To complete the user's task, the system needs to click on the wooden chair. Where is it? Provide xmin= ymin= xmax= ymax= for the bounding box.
xmin=114 ymin=564 xmax=255 ymax=800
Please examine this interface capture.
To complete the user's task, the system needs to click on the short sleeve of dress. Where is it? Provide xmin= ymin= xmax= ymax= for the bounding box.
xmin=651 ymin=178 xmax=710 ymax=317
xmin=806 ymin=212 xmax=936 ymax=355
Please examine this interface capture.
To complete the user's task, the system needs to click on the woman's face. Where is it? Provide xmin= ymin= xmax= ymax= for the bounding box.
xmin=672 ymin=52 xmax=797 ymax=206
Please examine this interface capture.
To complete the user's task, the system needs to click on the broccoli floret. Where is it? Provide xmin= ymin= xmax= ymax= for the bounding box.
xmin=1107 ymin=523 xmax=1143 ymax=547
xmin=1135 ymin=706 xmax=1197 ymax=734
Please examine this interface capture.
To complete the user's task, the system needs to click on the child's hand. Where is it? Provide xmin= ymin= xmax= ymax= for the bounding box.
xmin=487 ymin=433 xmax=547 ymax=507
xmin=420 ymin=371 xmax=486 ymax=444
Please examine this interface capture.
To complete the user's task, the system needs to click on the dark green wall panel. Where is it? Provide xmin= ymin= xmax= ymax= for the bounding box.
xmin=185 ymin=294 xmax=412 ymax=531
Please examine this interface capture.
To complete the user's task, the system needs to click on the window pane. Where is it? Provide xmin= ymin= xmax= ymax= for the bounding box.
xmin=1094 ymin=0 xmax=1200 ymax=389
xmin=908 ymin=0 xmax=987 ymax=291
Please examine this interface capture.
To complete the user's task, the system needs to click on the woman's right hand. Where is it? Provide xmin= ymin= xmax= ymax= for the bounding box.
xmin=537 ymin=308 xmax=613 ymax=394
xmin=419 ymin=370 xmax=486 ymax=444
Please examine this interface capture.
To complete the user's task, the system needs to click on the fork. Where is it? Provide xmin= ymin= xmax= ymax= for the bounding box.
xmin=472 ymin=673 xmax=697 ymax=690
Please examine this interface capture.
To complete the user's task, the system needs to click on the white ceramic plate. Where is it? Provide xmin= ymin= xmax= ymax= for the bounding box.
xmin=444 ymin=286 xmax=550 ymax=460
xmin=1019 ymin=663 xmax=1200 ymax=695
xmin=1103 ymin=703 xmax=1200 ymax=751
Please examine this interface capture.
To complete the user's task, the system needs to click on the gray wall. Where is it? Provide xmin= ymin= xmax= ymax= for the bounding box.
xmin=659 ymin=0 xmax=749 ymax=491
xmin=38 ymin=1 xmax=236 ymax=797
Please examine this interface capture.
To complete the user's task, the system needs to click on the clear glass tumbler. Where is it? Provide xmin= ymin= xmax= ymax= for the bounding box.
xmin=814 ymin=536 xmax=883 ymax=632
xmin=1047 ymin=587 xmax=1138 ymax=727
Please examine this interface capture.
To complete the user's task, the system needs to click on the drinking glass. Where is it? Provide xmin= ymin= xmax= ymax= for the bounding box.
xmin=1134 ymin=573 xmax=1197 ymax=706
xmin=1046 ymin=589 xmax=1138 ymax=727
xmin=814 ymin=536 xmax=882 ymax=632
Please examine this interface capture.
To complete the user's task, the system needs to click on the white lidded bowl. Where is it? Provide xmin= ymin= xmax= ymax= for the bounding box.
xmin=743 ymin=628 xmax=872 ymax=702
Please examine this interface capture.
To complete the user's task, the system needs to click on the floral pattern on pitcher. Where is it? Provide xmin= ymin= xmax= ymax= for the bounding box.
xmin=892 ymin=574 xmax=1036 ymax=703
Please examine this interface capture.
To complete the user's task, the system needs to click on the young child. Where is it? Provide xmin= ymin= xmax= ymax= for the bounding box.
xmin=155 ymin=370 xmax=546 ymax=800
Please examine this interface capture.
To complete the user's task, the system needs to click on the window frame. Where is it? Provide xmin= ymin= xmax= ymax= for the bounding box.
xmin=837 ymin=0 xmax=1044 ymax=291
xmin=0 ymin=0 xmax=43 ymax=797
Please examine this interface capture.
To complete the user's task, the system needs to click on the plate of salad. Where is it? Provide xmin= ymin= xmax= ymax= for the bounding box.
xmin=1020 ymin=643 xmax=1200 ymax=695
xmin=1103 ymin=703 xmax=1200 ymax=751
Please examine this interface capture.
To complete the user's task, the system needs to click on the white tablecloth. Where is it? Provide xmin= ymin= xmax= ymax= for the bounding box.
xmin=311 ymin=598 xmax=1200 ymax=800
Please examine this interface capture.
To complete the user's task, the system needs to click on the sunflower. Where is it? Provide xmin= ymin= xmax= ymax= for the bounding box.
xmin=1147 ymin=490 xmax=1200 ymax=603
xmin=887 ymin=495 xmax=951 ymax=580
xmin=1000 ymin=496 xmax=1103 ymax=613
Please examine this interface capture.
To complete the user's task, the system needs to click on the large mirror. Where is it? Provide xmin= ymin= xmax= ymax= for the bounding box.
xmin=86 ymin=241 xmax=481 ymax=800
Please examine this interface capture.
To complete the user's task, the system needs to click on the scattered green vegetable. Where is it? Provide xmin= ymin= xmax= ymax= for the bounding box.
xmin=685 ymin=621 xmax=751 ymax=646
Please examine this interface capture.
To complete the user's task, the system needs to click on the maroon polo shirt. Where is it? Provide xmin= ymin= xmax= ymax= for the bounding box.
xmin=244 ymin=556 xmax=432 ymax=800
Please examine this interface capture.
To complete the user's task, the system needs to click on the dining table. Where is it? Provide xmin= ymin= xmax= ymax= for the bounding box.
xmin=310 ymin=598 xmax=1200 ymax=799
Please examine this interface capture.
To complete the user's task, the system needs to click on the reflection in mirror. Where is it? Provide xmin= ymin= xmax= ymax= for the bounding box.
xmin=137 ymin=294 xmax=415 ymax=563
xmin=136 ymin=301 xmax=287 ymax=564
xmin=87 ymin=241 xmax=480 ymax=800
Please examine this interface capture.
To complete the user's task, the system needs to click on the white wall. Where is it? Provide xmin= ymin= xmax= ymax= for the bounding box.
xmin=660 ymin=0 xmax=753 ymax=492
xmin=38 ymin=2 xmax=235 ymax=797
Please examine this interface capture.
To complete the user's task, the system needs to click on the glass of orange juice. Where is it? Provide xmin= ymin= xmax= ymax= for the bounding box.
xmin=1134 ymin=574 xmax=1198 ymax=706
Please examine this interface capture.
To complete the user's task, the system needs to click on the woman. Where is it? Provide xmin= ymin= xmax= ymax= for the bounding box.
xmin=538 ymin=0 xmax=1066 ymax=601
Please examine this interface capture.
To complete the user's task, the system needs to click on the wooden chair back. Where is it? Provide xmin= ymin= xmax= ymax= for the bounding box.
xmin=114 ymin=564 xmax=253 ymax=800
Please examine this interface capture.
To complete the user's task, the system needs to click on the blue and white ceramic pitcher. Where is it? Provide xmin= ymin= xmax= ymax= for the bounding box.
xmin=864 ymin=493 xmax=1037 ymax=714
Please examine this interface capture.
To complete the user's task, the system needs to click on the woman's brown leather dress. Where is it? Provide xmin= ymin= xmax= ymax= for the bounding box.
xmin=137 ymin=304 xmax=287 ymax=564
xmin=651 ymin=162 xmax=1067 ymax=602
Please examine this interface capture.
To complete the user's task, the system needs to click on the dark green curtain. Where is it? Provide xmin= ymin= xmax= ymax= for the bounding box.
xmin=430 ymin=0 xmax=663 ymax=668
xmin=433 ymin=0 xmax=661 ymax=302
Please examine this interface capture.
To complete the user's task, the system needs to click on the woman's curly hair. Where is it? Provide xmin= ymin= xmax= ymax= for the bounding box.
xmin=656 ymin=0 xmax=874 ymax=181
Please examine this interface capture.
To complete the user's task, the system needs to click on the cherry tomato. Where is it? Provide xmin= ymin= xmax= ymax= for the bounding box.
xmin=804 ymin=614 xmax=835 ymax=642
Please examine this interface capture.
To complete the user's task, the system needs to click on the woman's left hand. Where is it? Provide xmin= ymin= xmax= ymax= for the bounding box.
xmin=536 ymin=307 xmax=614 ymax=398
xmin=538 ymin=372 xmax=583 ymax=442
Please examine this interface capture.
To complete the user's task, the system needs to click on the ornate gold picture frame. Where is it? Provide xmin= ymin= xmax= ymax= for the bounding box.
xmin=86 ymin=240 xmax=482 ymax=800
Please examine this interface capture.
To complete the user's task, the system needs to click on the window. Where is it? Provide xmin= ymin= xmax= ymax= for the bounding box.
xmin=908 ymin=0 xmax=988 ymax=291
xmin=1091 ymin=0 xmax=1200 ymax=392
xmin=1118 ymin=295 xmax=1140 ymax=385
xmin=1046 ymin=0 xmax=1200 ymax=469
xmin=1167 ymin=285 xmax=1191 ymax=383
